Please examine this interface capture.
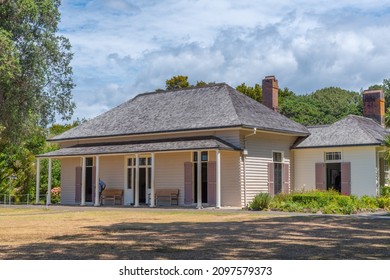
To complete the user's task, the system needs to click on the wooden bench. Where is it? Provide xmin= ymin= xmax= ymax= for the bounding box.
xmin=101 ymin=189 xmax=123 ymax=205
xmin=153 ymin=189 xmax=179 ymax=206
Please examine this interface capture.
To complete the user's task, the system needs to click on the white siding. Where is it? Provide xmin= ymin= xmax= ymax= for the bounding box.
xmin=154 ymin=150 xmax=241 ymax=207
xmin=293 ymin=149 xmax=323 ymax=192
xmin=60 ymin=157 xmax=80 ymax=204
xmin=221 ymin=151 xmax=241 ymax=206
xmin=155 ymin=152 xmax=191 ymax=205
xmin=344 ymin=147 xmax=377 ymax=196
xmin=240 ymin=131 xmax=296 ymax=207
xmin=100 ymin=156 xmax=124 ymax=190
xmin=293 ymin=146 xmax=377 ymax=196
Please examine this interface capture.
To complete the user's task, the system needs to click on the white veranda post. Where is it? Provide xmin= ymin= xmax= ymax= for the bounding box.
xmin=35 ymin=158 xmax=40 ymax=204
xmin=81 ymin=156 xmax=86 ymax=205
xmin=197 ymin=150 xmax=202 ymax=209
xmin=150 ymin=153 xmax=155 ymax=207
xmin=94 ymin=156 xmax=100 ymax=206
xmin=216 ymin=149 xmax=221 ymax=208
xmin=47 ymin=158 xmax=52 ymax=204
xmin=134 ymin=154 xmax=139 ymax=207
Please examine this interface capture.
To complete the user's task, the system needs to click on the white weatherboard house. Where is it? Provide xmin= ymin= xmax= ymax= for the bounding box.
xmin=36 ymin=77 xmax=389 ymax=207
xmin=293 ymin=90 xmax=389 ymax=197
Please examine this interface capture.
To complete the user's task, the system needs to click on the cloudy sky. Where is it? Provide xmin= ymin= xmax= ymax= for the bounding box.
xmin=58 ymin=0 xmax=390 ymax=121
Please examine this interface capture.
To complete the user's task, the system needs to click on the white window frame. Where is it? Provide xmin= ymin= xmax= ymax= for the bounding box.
xmin=324 ymin=152 xmax=342 ymax=162
xmin=272 ymin=151 xmax=284 ymax=163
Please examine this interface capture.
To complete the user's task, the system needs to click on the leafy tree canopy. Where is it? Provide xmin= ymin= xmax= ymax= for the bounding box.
xmin=165 ymin=75 xmax=216 ymax=90
xmin=165 ymin=75 xmax=190 ymax=90
xmin=236 ymin=83 xmax=262 ymax=103
xmin=0 ymin=0 xmax=75 ymax=144
xmin=0 ymin=0 xmax=74 ymax=198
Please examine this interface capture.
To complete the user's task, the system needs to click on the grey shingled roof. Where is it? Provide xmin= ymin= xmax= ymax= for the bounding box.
xmin=293 ymin=115 xmax=389 ymax=149
xmin=51 ymin=83 xmax=309 ymax=141
xmin=38 ymin=136 xmax=241 ymax=158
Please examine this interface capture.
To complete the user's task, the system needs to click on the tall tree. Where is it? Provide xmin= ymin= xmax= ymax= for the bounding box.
xmin=0 ymin=0 xmax=74 ymax=198
xmin=0 ymin=0 xmax=75 ymax=143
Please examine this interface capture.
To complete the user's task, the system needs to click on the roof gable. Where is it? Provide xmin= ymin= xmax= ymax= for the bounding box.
xmin=293 ymin=115 xmax=389 ymax=148
xmin=52 ymin=83 xmax=309 ymax=141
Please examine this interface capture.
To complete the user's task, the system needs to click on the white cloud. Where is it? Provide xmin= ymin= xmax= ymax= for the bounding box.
xmin=58 ymin=0 xmax=390 ymax=121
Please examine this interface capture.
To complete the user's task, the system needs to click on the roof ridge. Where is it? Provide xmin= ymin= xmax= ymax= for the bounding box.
xmin=307 ymin=125 xmax=330 ymax=128
xmin=225 ymin=85 xmax=243 ymax=125
xmin=350 ymin=115 xmax=383 ymax=142
xmin=134 ymin=82 xmax=227 ymax=98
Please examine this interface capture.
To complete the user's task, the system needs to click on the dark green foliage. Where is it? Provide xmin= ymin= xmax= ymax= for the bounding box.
xmin=248 ymin=192 xmax=271 ymax=210
xmin=279 ymin=95 xmax=324 ymax=126
xmin=236 ymin=83 xmax=262 ymax=103
xmin=280 ymin=87 xmax=363 ymax=126
xmin=268 ymin=190 xmax=385 ymax=215
xmin=0 ymin=0 xmax=74 ymax=199
xmin=0 ymin=0 xmax=75 ymax=143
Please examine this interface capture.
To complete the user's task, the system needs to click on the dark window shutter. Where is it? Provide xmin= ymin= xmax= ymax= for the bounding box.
xmin=184 ymin=162 xmax=193 ymax=204
xmin=92 ymin=166 xmax=96 ymax=203
xmin=75 ymin=166 xmax=82 ymax=203
xmin=268 ymin=162 xmax=274 ymax=196
xmin=207 ymin=161 xmax=216 ymax=205
xmin=315 ymin=163 xmax=325 ymax=190
xmin=282 ymin=163 xmax=290 ymax=194
xmin=341 ymin=162 xmax=351 ymax=195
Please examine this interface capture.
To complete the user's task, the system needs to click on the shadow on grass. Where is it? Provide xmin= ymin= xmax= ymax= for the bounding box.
xmin=2 ymin=215 xmax=389 ymax=260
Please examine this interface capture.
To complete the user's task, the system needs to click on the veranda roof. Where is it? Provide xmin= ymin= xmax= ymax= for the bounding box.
xmin=38 ymin=136 xmax=241 ymax=158
xmin=293 ymin=115 xmax=389 ymax=149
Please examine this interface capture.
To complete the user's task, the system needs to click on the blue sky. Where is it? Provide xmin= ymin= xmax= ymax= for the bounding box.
xmin=58 ymin=0 xmax=390 ymax=121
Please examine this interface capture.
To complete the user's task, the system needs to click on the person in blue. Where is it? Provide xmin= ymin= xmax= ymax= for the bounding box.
xmin=99 ymin=179 xmax=106 ymax=205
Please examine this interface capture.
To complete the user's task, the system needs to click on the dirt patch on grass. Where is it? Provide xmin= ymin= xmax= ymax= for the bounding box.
xmin=0 ymin=206 xmax=389 ymax=259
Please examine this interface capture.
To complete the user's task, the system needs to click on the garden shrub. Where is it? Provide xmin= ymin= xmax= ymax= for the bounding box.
xmin=380 ymin=186 xmax=390 ymax=197
xmin=249 ymin=193 xmax=271 ymax=210
xmin=335 ymin=196 xmax=356 ymax=214
xmin=358 ymin=195 xmax=378 ymax=211
xmin=51 ymin=187 xmax=61 ymax=204
xmin=377 ymin=196 xmax=390 ymax=210
xmin=262 ymin=190 xmax=389 ymax=215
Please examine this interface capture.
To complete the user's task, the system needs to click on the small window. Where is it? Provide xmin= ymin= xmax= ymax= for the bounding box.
xmin=127 ymin=158 xmax=134 ymax=166
xmin=86 ymin=157 xmax=93 ymax=167
xmin=201 ymin=151 xmax=208 ymax=162
xmin=148 ymin=157 xmax=152 ymax=165
xmin=273 ymin=152 xmax=282 ymax=163
xmin=193 ymin=151 xmax=208 ymax=162
xmin=325 ymin=152 xmax=341 ymax=161
xmin=139 ymin=157 xmax=147 ymax=166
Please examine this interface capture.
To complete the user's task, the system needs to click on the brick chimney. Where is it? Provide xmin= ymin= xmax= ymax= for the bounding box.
xmin=363 ymin=89 xmax=385 ymax=126
xmin=262 ymin=75 xmax=278 ymax=112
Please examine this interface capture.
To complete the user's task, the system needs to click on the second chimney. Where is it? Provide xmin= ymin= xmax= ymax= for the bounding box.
xmin=262 ymin=75 xmax=279 ymax=112
xmin=363 ymin=89 xmax=385 ymax=126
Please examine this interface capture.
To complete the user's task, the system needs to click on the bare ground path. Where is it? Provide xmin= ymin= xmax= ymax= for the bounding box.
xmin=0 ymin=206 xmax=389 ymax=259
